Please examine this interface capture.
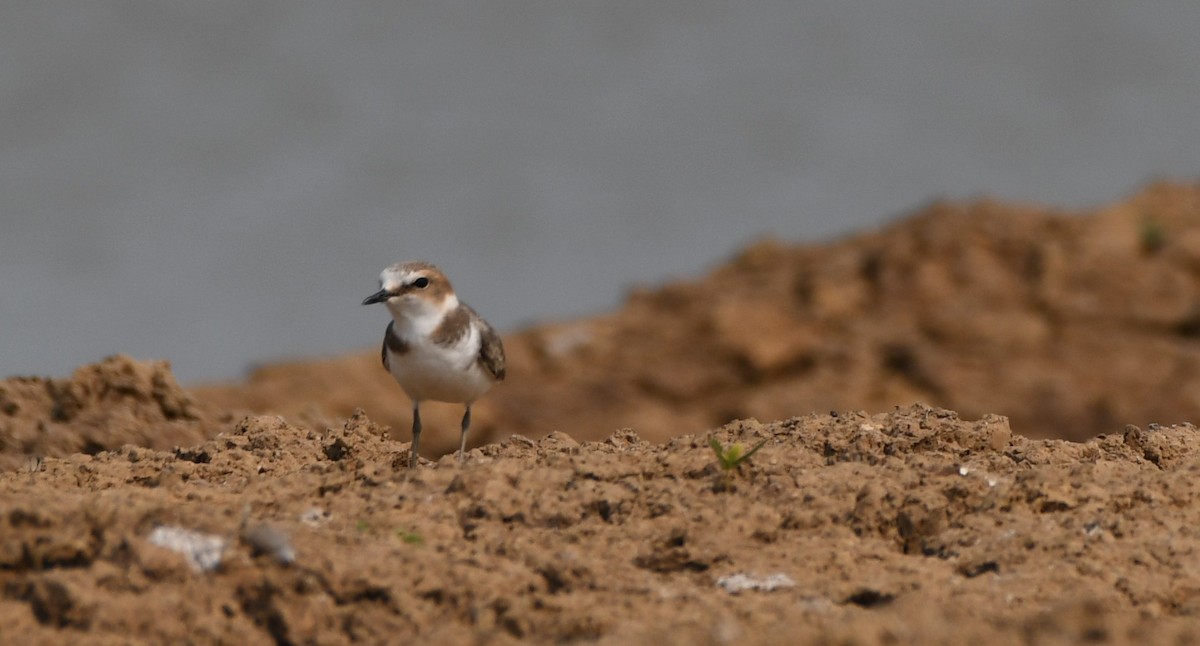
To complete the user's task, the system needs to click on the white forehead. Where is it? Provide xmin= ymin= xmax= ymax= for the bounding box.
xmin=379 ymin=266 xmax=417 ymax=291
xmin=378 ymin=262 xmax=445 ymax=291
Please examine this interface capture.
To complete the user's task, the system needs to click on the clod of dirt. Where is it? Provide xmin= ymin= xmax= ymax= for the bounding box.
xmin=0 ymin=355 xmax=215 ymax=469
xmin=5 ymin=578 xmax=92 ymax=629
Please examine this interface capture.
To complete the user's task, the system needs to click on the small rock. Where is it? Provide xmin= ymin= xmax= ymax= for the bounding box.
xmin=299 ymin=507 xmax=330 ymax=527
xmin=147 ymin=526 xmax=228 ymax=573
xmin=716 ymin=573 xmax=796 ymax=594
xmin=241 ymin=522 xmax=296 ymax=565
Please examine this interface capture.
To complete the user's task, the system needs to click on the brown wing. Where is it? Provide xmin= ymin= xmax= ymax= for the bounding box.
xmin=476 ymin=317 xmax=506 ymax=381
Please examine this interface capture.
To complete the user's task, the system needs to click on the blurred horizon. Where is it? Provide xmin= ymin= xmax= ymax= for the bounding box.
xmin=3 ymin=2 xmax=1200 ymax=383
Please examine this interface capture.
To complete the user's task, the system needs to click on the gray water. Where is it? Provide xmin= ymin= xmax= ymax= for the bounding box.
xmin=3 ymin=2 xmax=1199 ymax=383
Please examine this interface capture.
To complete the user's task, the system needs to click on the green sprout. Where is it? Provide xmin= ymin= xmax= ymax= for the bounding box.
xmin=1140 ymin=218 xmax=1166 ymax=254
xmin=709 ymin=437 xmax=768 ymax=472
xmin=396 ymin=529 xmax=424 ymax=546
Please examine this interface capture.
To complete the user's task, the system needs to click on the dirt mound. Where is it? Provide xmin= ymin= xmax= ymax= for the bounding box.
xmin=196 ymin=181 xmax=1200 ymax=453
xmin=0 ymin=355 xmax=213 ymax=469
xmin=9 ymin=183 xmax=1200 ymax=642
xmin=3 ymin=405 xmax=1200 ymax=643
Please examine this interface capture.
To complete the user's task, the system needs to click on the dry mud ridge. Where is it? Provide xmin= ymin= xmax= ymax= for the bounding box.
xmin=198 ymin=181 xmax=1200 ymax=452
xmin=5 ymin=182 xmax=1200 ymax=643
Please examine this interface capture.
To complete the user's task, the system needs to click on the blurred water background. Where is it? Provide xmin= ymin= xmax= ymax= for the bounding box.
xmin=2 ymin=2 xmax=1199 ymax=382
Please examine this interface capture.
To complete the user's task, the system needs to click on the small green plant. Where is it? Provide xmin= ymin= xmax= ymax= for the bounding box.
xmin=709 ymin=436 xmax=768 ymax=472
xmin=355 ymin=520 xmax=370 ymax=533
xmin=396 ymin=529 xmax=424 ymax=546
xmin=1140 ymin=217 xmax=1166 ymax=254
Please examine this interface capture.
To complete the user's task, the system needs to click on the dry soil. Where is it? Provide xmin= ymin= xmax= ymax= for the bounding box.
xmin=7 ymin=183 xmax=1200 ymax=644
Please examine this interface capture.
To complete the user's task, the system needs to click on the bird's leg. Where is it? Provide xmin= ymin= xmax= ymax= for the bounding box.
xmin=409 ymin=402 xmax=422 ymax=469
xmin=458 ymin=405 xmax=472 ymax=463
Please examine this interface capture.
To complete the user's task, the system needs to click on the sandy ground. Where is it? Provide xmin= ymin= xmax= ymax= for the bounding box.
xmin=7 ymin=183 xmax=1200 ymax=643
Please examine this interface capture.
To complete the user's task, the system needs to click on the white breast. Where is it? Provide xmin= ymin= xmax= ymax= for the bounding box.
xmin=386 ymin=324 xmax=495 ymax=404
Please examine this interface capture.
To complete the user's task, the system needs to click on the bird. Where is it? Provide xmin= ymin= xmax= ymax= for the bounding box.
xmin=362 ymin=261 xmax=506 ymax=468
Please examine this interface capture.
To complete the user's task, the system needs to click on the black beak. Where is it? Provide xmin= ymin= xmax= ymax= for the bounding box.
xmin=362 ymin=289 xmax=391 ymax=305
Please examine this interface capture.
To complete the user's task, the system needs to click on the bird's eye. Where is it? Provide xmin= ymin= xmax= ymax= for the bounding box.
xmin=413 ymin=277 xmax=430 ymax=289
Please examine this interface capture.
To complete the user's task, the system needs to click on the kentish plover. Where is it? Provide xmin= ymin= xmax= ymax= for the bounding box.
xmin=362 ymin=261 xmax=506 ymax=468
